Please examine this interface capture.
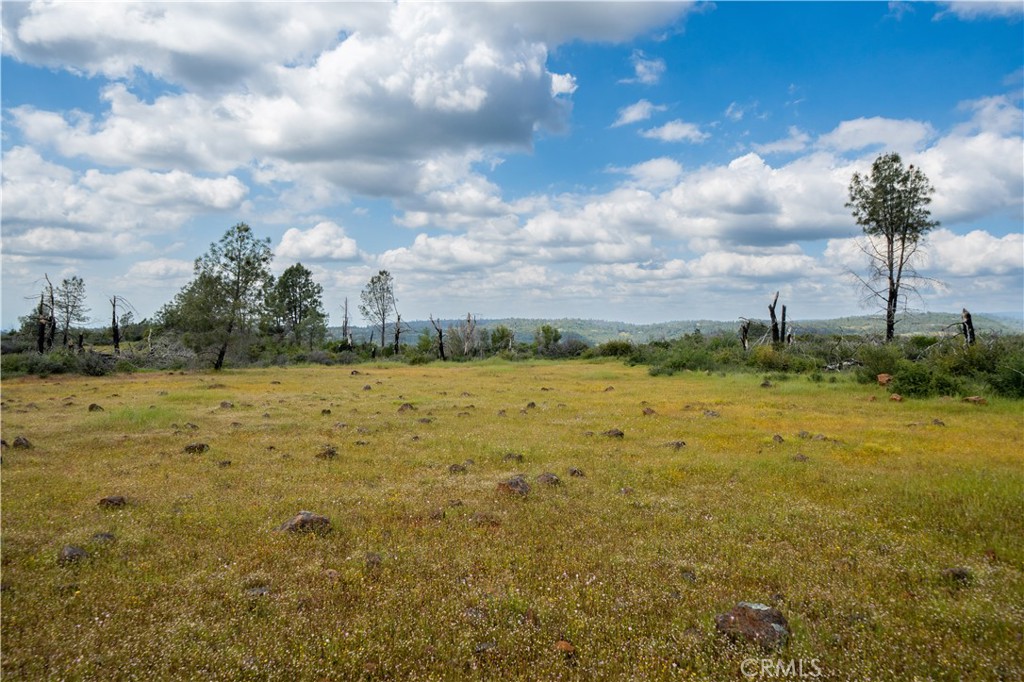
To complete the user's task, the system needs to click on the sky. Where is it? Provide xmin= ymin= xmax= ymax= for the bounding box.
xmin=2 ymin=1 xmax=1022 ymax=330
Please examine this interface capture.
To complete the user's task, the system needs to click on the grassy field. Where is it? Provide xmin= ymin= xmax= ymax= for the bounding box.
xmin=1 ymin=361 xmax=1021 ymax=680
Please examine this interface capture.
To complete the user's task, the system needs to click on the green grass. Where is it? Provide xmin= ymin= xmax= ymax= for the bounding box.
xmin=2 ymin=363 xmax=1022 ymax=680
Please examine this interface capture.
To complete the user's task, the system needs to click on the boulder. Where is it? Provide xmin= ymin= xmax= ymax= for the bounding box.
xmin=183 ymin=443 xmax=209 ymax=454
xmin=98 ymin=495 xmax=127 ymax=508
xmin=536 ymin=472 xmax=561 ymax=486
xmin=498 ymin=474 xmax=530 ymax=496
xmin=277 ymin=511 xmax=331 ymax=534
xmin=12 ymin=436 xmax=32 ymax=449
xmin=877 ymin=373 xmax=893 ymax=386
xmin=59 ymin=545 xmax=89 ymax=564
xmin=601 ymin=428 xmax=625 ymax=438
xmin=715 ymin=602 xmax=790 ymax=650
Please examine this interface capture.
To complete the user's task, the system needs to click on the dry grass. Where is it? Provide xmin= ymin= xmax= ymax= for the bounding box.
xmin=2 ymin=360 xmax=1022 ymax=680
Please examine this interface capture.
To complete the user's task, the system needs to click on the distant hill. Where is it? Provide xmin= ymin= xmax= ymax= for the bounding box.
xmin=332 ymin=312 xmax=1021 ymax=346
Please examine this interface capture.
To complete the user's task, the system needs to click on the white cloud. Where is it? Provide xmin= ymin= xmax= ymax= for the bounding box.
xmin=616 ymin=158 xmax=684 ymax=191
xmin=3 ymin=228 xmax=152 ymax=260
xmin=817 ymin=116 xmax=935 ymax=154
xmin=277 ymin=221 xmax=360 ymax=262
xmin=752 ymin=126 xmax=811 ymax=155
xmin=122 ymin=258 xmax=195 ymax=285
xmin=612 ymin=99 xmax=667 ymax=127
xmin=921 ymin=228 xmax=1024 ymax=276
xmin=640 ymin=119 xmax=709 ymax=143
xmin=620 ymin=49 xmax=666 ymax=85
xmin=934 ymin=2 xmax=1024 ymax=21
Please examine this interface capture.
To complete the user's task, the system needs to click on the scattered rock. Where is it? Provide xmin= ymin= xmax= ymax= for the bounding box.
xmin=245 ymin=586 xmax=270 ymax=598
xmin=220 ymin=401 xmax=234 ymax=409
xmin=88 ymin=403 xmax=104 ymax=412
xmin=321 ymin=409 xmax=332 ymax=416
xmin=680 ymin=568 xmax=697 ymax=583
xmin=797 ymin=431 xmax=811 ymax=439
xmin=59 ymin=545 xmax=88 ymax=564
xmin=942 ymin=567 xmax=974 ymax=586
xmin=98 ymin=495 xmax=126 ymax=508
xmin=316 ymin=445 xmax=338 ymax=460
xmin=932 ymin=418 xmax=946 ymax=426
xmin=603 ymin=386 xmax=615 ymax=392
xmin=811 ymin=434 xmax=826 ymax=441
xmin=12 ymin=436 xmax=32 ymax=449
xmin=642 ymin=407 xmax=656 ymax=416
xmin=792 ymin=453 xmax=809 ymax=462
xmin=715 ymin=602 xmax=791 ymax=650
xmin=277 ymin=511 xmax=331 ymax=534
xmin=498 ymin=474 xmax=530 ymax=496
xmin=496 ymin=409 xmax=507 ymax=417
xmin=877 ymin=373 xmax=893 ymax=386
xmin=364 ymin=552 xmax=383 ymax=572
xmin=218 ymin=460 xmax=232 ymax=468
xmin=760 ymin=380 xmax=773 ymax=388
xmin=503 ymin=452 xmax=524 ymax=463
xmin=91 ymin=532 xmax=116 ymax=543
xmin=601 ymin=428 xmax=625 ymax=438
xmin=398 ymin=403 xmax=416 ymax=413
xmin=962 ymin=396 xmax=987 ymax=405
xmin=772 ymin=434 xmax=784 ymax=444
xmin=889 ymin=394 xmax=903 ymax=402
xmin=449 ymin=463 xmax=467 ymax=474
xmin=183 ymin=443 xmax=209 ymax=454
xmin=525 ymin=402 xmax=536 ymax=409
xmin=703 ymin=410 xmax=720 ymax=418
xmin=665 ymin=440 xmax=686 ymax=450
xmin=185 ymin=423 xmax=199 ymax=430
xmin=568 ymin=467 xmax=585 ymax=477
xmin=474 ymin=642 xmax=497 ymax=655
xmin=536 ymin=472 xmax=561 ymax=486
xmin=363 ymin=385 xmax=372 ymax=391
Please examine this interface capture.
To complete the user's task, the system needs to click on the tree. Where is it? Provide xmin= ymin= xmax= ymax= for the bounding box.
xmin=847 ymin=153 xmax=938 ymax=342
xmin=53 ymin=276 xmax=89 ymax=348
xmin=490 ymin=324 xmax=515 ymax=353
xmin=161 ymin=223 xmax=273 ymax=369
xmin=534 ymin=324 xmax=561 ymax=356
xmin=359 ymin=270 xmax=396 ymax=351
xmin=265 ymin=263 xmax=327 ymax=349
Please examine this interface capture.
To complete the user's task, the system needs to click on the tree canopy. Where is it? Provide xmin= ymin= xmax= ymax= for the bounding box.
xmin=359 ymin=270 xmax=396 ymax=350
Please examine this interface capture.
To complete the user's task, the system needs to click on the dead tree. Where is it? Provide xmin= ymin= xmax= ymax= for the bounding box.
xmin=961 ymin=308 xmax=976 ymax=346
xmin=36 ymin=292 xmax=47 ymax=354
xmin=341 ymin=297 xmax=352 ymax=346
xmin=111 ymin=297 xmax=121 ymax=355
xmin=780 ymin=305 xmax=787 ymax=345
xmin=430 ymin=315 xmax=446 ymax=361
xmin=392 ymin=313 xmax=404 ymax=354
xmin=44 ymin=275 xmax=56 ymax=351
xmin=768 ymin=292 xmax=780 ymax=344
xmin=739 ymin=318 xmax=751 ymax=352
xmin=462 ymin=313 xmax=477 ymax=357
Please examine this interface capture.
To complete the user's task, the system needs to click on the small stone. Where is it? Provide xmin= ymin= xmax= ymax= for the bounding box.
xmin=680 ymin=569 xmax=697 ymax=583
xmin=772 ymin=434 xmax=784 ymax=444
xmin=715 ymin=602 xmax=791 ymax=650
xmin=321 ymin=409 xmax=332 ymax=416
xmin=59 ymin=545 xmax=88 ymax=564
xmin=316 ymin=445 xmax=338 ymax=460
xmin=536 ymin=472 xmax=561 ymax=486
xmin=398 ymin=403 xmax=416 ymax=412
xmin=601 ymin=428 xmax=625 ymax=438
xmin=417 ymin=417 xmax=433 ymax=424
xmin=703 ymin=410 xmax=720 ymax=418
xmin=503 ymin=452 xmax=524 ymax=463
xmin=363 ymin=385 xmax=372 ymax=391
xmin=942 ymin=567 xmax=974 ymax=586
xmin=449 ymin=463 xmax=467 ymax=474
xmin=642 ymin=407 xmax=656 ymax=416
xmin=12 ymin=436 xmax=31 ymax=449
xmin=218 ymin=460 xmax=232 ymax=468
xmin=525 ymin=401 xmax=536 ymax=409
xmin=603 ymin=386 xmax=615 ymax=392
xmin=323 ymin=568 xmax=340 ymax=582
xmin=618 ymin=487 xmax=634 ymax=496
xmin=665 ymin=440 xmax=686 ymax=450
xmin=889 ymin=393 xmax=903 ymax=402
xmin=760 ymin=380 xmax=773 ymax=388
xmin=932 ymin=418 xmax=946 ymax=426
xmin=498 ymin=474 xmax=530 ymax=496
xmin=962 ymin=396 xmax=987 ymax=405
xmin=98 ymin=495 xmax=126 ymax=508
xmin=270 ymin=381 xmax=281 ymax=385
xmin=364 ymin=552 xmax=383 ymax=571
xmin=792 ymin=453 xmax=809 ymax=462
xmin=474 ymin=642 xmax=497 ymax=655
xmin=463 ymin=606 xmax=487 ymax=623
xmin=91 ymin=532 xmax=116 ymax=543
xmin=429 ymin=508 xmax=446 ymax=520
xmin=797 ymin=430 xmax=811 ymax=439
xmin=568 ymin=467 xmax=585 ymax=477
xmin=88 ymin=403 xmax=104 ymax=412
xmin=220 ymin=401 xmax=233 ymax=409
xmin=183 ymin=443 xmax=209 ymax=454
xmin=185 ymin=423 xmax=199 ymax=430
xmin=496 ymin=409 xmax=507 ymax=417
xmin=351 ymin=370 xmax=361 ymax=375
xmin=277 ymin=511 xmax=331 ymax=534
xmin=245 ymin=586 xmax=270 ymax=597
xmin=877 ymin=373 xmax=893 ymax=386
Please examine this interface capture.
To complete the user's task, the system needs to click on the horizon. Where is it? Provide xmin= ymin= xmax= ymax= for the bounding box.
xmin=3 ymin=2 xmax=1022 ymax=329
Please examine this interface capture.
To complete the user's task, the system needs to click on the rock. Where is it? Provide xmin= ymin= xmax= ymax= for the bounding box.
xmin=525 ymin=402 xmax=536 ymax=409
xmin=364 ymin=552 xmax=383 ymax=572
xmin=245 ymin=586 xmax=270 ymax=598
xmin=665 ymin=440 xmax=686 ymax=450
xmin=220 ymin=401 xmax=234 ymax=409
xmin=760 ymin=380 xmax=773 ymax=388
xmin=772 ymin=434 xmax=784 ymax=444
xmin=183 ymin=443 xmax=209 ymax=454
xmin=792 ymin=453 xmax=809 ymax=462
xmin=603 ymin=386 xmax=615 ymax=392
xmin=797 ymin=430 xmax=811 ymax=439
xmin=218 ymin=460 xmax=232 ymax=468
xmin=12 ymin=436 xmax=32 ymax=449
xmin=429 ymin=508 xmax=445 ymax=520
xmin=350 ymin=370 xmax=361 ymax=375
xmin=474 ymin=642 xmax=497 ymax=655
xmin=277 ymin=511 xmax=331 ymax=534
xmin=417 ymin=417 xmax=433 ymax=424
xmin=568 ymin=467 xmax=585 ymax=477
xmin=942 ymin=567 xmax=974 ymax=586
xmin=877 ymin=373 xmax=893 ymax=386
xmin=932 ymin=418 xmax=946 ymax=426
xmin=463 ymin=606 xmax=487 ymax=623
xmin=91 ymin=532 xmax=116 ymax=543
xmin=503 ymin=452 xmax=524 ymax=463
xmin=618 ymin=487 xmax=634 ymax=496
xmin=715 ymin=602 xmax=790 ymax=650
xmin=362 ymin=385 xmax=372 ymax=391
xmin=323 ymin=568 xmax=340 ymax=582
xmin=449 ymin=463 xmax=467 ymax=474
xmin=703 ymin=410 xmax=720 ymax=418
xmin=680 ymin=569 xmax=697 ymax=583
xmin=642 ymin=407 xmax=656 ymax=416
xmin=536 ymin=472 xmax=561 ymax=486
xmin=496 ymin=409 xmax=507 ymax=417
xmin=98 ymin=495 xmax=126 ymax=508
xmin=88 ymin=403 xmax=104 ymax=412
xmin=398 ymin=403 xmax=416 ymax=412
xmin=471 ymin=512 xmax=501 ymax=527
xmin=601 ymin=428 xmax=625 ymax=438
xmin=59 ymin=545 xmax=88 ymax=564
xmin=270 ymin=381 xmax=281 ymax=385
xmin=316 ymin=445 xmax=338 ymax=460
xmin=889 ymin=394 xmax=903 ymax=402
xmin=321 ymin=409 xmax=332 ymax=416
xmin=185 ymin=423 xmax=199 ymax=430
xmin=498 ymin=474 xmax=530 ymax=496
xmin=962 ymin=396 xmax=987 ymax=405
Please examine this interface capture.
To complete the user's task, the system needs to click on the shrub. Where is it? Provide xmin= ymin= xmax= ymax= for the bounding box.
xmin=594 ymin=340 xmax=635 ymax=357
xmin=855 ymin=343 xmax=904 ymax=383
xmin=990 ymin=351 xmax=1024 ymax=398
xmin=891 ymin=360 xmax=934 ymax=397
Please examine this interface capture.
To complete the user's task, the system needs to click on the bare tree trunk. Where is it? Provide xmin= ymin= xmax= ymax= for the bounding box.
xmin=341 ymin=297 xmax=351 ymax=346
xmin=77 ymin=333 xmax=84 ymax=352
xmin=961 ymin=308 xmax=976 ymax=346
xmin=430 ymin=315 xmax=446 ymax=361
xmin=45 ymin=275 xmax=56 ymax=351
xmin=214 ymin=318 xmax=234 ymax=371
xmin=768 ymin=292 xmax=780 ymax=344
xmin=463 ymin=313 xmax=477 ymax=357
xmin=885 ymin=283 xmax=898 ymax=342
xmin=739 ymin=318 xmax=751 ymax=352
xmin=780 ymin=305 xmax=787 ymax=346
xmin=393 ymin=314 xmax=403 ymax=354
xmin=111 ymin=297 xmax=121 ymax=355
xmin=36 ymin=293 xmax=47 ymax=354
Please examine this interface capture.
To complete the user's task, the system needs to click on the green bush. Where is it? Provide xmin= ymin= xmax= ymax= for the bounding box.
xmin=593 ymin=340 xmax=635 ymax=357
xmin=855 ymin=343 xmax=904 ymax=383
xmin=990 ymin=351 xmax=1024 ymax=398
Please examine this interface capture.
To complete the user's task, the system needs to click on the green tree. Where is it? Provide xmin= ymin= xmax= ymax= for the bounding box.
xmin=160 ymin=223 xmax=273 ymax=369
xmin=265 ymin=263 xmax=327 ymax=349
xmin=54 ymin=276 xmax=89 ymax=348
xmin=534 ymin=324 xmax=561 ymax=356
xmin=489 ymin=324 xmax=515 ymax=353
xmin=359 ymin=270 xmax=396 ymax=350
xmin=847 ymin=153 xmax=939 ymax=342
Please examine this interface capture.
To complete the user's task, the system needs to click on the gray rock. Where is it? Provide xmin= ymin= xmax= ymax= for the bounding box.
xmin=59 ymin=545 xmax=88 ymax=564
xmin=12 ymin=436 xmax=31 ymax=449
xmin=536 ymin=472 xmax=561 ymax=486
xmin=88 ymin=403 xmax=104 ymax=412
xmin=98 ymin=495 xmax=126 ymax=508
xmin=277 ymin=511 xmax=331 ymax=534
xmin=183 ymin=443 xmax=209 ymax=454
xmin=498 ymin=474 xmax=530 ymax=496
xmin=715 ymin=602 xmax=790 ymax=650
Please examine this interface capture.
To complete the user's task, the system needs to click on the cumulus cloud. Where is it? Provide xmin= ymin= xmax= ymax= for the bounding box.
xmin=934 ymin=2 xmax=1024 ymax=21
xmin=752 ymin=126 xmax=811 ymax=155
xmin=122 ymin=258 xmax=195 ymax=284
xmin=612 ymin=99 xmax=667 ymax=127
xmin=615 ymin=158 xmax=684 ymax=191
xmin=640 ymin=119 xmax=709 ymax=143
xmin=277 ymin=221 xmax=360 ymax=262
xmin=817 ymin=116 xmax=935 ymax=154
xmin=620 ymin=49 xmax=666 ymax=85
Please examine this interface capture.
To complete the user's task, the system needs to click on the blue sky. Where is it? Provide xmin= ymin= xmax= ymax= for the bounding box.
xmin=2 ymin=1 xmax=1022 ymax=329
